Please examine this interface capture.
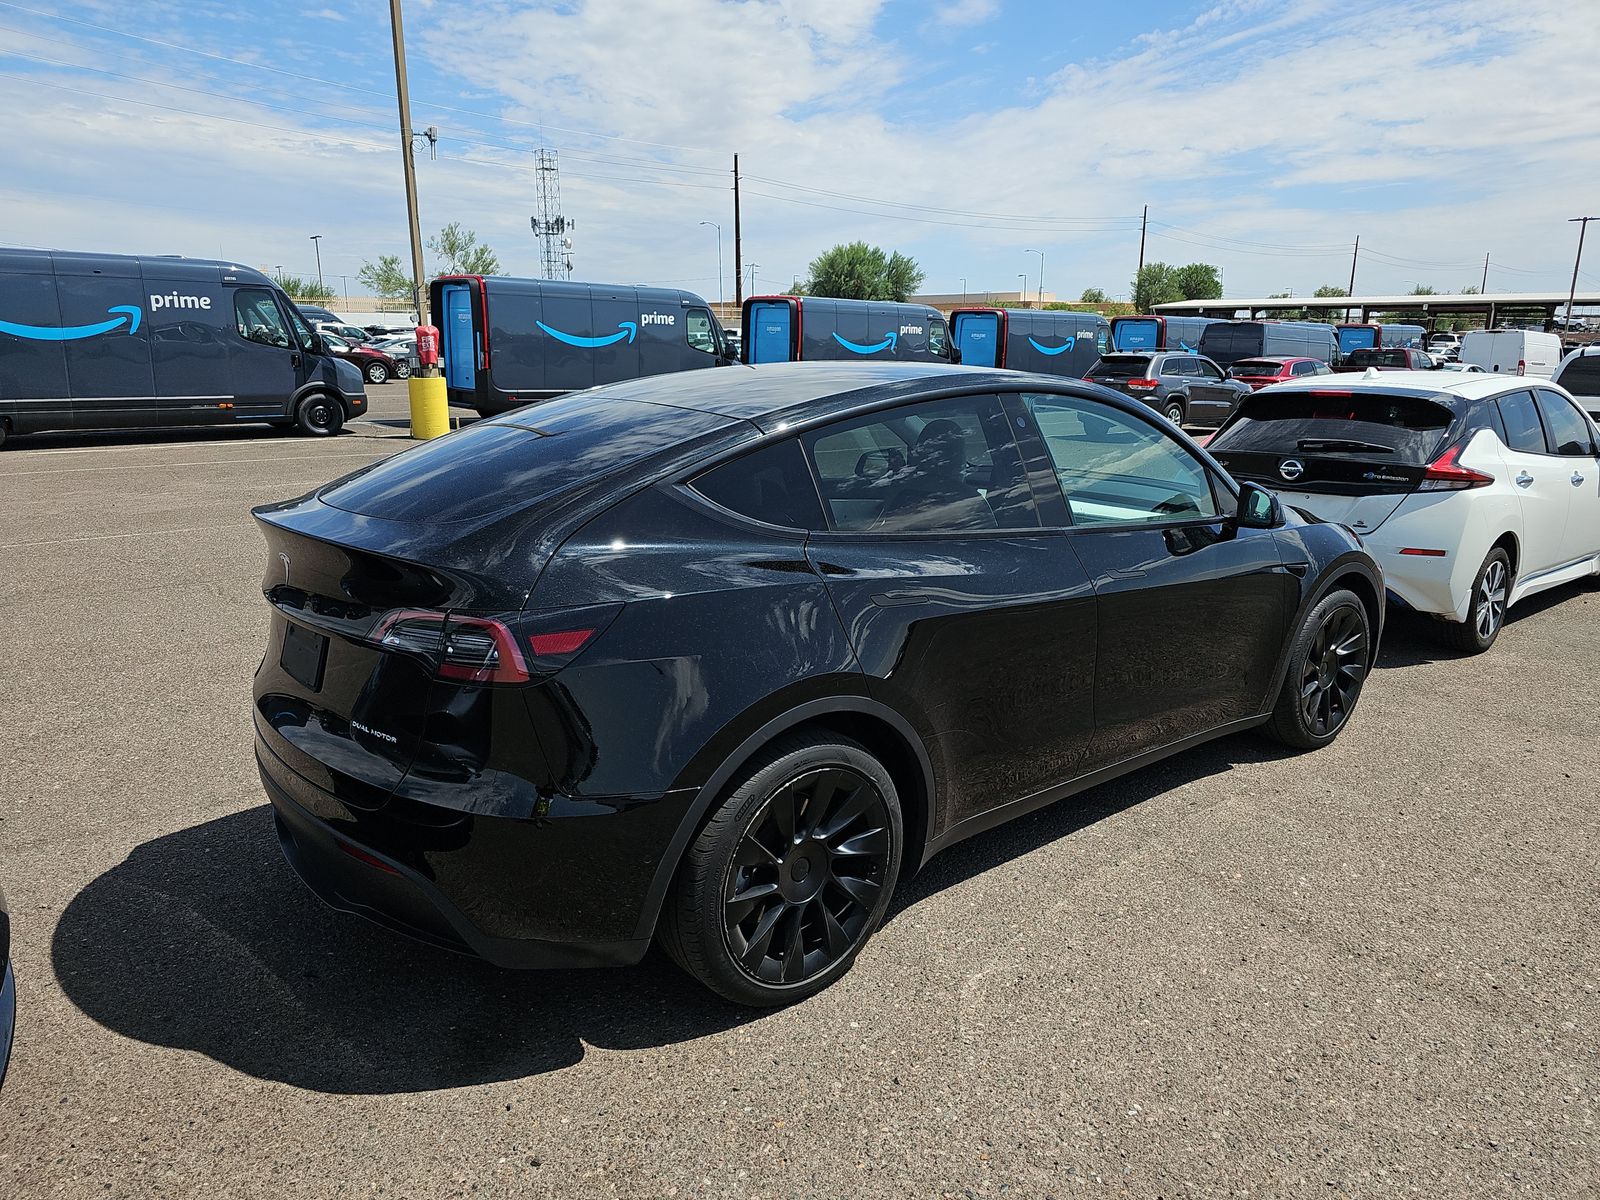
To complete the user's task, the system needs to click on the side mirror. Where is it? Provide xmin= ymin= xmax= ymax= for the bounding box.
xmin=1235 ymin=481 xmax=1282 ymax=529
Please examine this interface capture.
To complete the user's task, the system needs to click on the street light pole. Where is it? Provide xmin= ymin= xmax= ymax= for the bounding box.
xmin=309 ymin=235 xmax=324 ymax=292
xmin=1017 ymin=273 xmax=1027 ymax=306
xmin=700 ymin=221 xmax=723 ymax=306
xmin=1567 ymin=216 xmax=1596 ymax=327
xmin=959 ymin=277 xmax=966 ymax=303
xmin=1026 ymin=249 xmax=1044 ymax=306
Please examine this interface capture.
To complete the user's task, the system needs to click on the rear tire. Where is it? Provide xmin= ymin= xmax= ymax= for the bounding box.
xmin=364 ymin=361 xmax=389 ymax=385
xmin=1438 ymin=547 xmax=1510 ymax=654
xmin=658 ymin=733 xmax=903 ymax=1007
xmin=0 ymin=419 xmax=9 ymax=450
xmin=294 ymin=393 xmax=344 ymax=437
xmin=1163 ymin=397 xmax=1185 ymax=425
xmin=1264 ymin=588 xmax=1371 ymax=749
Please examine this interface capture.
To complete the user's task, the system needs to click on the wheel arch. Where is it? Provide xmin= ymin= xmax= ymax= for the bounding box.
xmin=632 ymin=696 xmax=936 ymax=944
xmin=1490 ymin=529 xmax=1520 ymax=578
xmin=290 ymin=382 xmax=356 ymax=418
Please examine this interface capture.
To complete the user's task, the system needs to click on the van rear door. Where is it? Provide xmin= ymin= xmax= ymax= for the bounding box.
xmin=440 ymin=282 xmax=477 ymax=393
xmin=953 ymin=310 xmax=1001 ymax=366
xmin=747 ymin=300 xmax=795 ymax=363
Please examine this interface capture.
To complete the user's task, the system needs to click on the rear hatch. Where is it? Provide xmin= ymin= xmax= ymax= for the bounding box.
xmin=253 ymin=399 xmax=740 ymax=807
xmin=1207 ymin=389 xmax=1460 ymax=532
xmin=1336 ymin=348 xmax=1411 ymax=373
xmin=1086 ymin=353 xmax=1155 ymax=397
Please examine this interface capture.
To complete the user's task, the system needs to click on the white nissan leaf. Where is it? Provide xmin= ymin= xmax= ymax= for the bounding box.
xmin=1208 ymin=371 xmax=1600 ymax=652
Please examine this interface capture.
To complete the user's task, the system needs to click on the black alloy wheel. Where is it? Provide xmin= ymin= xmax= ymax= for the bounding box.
xmin=1265 ymin=588 xmax=1370 ymax=748
xmin=660 ymin=734 xmax=903 ymax=1006
xmin=295 ymin=394 xmax=344 ymax=437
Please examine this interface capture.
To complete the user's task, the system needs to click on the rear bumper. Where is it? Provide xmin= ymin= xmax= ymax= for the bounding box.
xmin=256 ymin=730 xmax=687 ymax=969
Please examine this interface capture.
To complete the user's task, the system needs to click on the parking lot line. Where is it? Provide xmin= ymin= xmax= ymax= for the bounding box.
xmin=0 ymin=522 xmax=252 ymax=550
xmin=0 ymin=449 xmax=394 ymax=478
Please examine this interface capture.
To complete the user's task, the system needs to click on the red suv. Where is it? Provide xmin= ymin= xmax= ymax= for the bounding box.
xmin=1229 ymin=357 xmax=1333 ymax=390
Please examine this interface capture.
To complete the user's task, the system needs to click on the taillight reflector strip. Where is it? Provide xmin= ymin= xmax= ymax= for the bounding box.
xmin=337 ymin=839 xmax=400 ymax=875
xmin=1398 ymin=548 xmax=1448 ymax=557
xmin=528 ymin=628 xmax=597 ymax=657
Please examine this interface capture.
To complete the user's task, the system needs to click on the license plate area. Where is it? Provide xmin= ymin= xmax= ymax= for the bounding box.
xmin=280 ymin=621 xmax=328 ymax=691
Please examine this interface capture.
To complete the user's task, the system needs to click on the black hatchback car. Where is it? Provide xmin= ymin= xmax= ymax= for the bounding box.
xmin=1085 ymin=351 xmax=1251 ymax=429
xmin=252 ymin=362 xmax=1382 ymax=1005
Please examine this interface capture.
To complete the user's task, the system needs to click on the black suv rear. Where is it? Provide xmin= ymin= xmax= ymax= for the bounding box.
xmin=1085 ymin=352 xmax=1249 ymax=428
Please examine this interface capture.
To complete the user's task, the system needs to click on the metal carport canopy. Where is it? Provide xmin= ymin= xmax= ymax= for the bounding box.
xmin=1152 ymin=291 xmax=1600 ymax=318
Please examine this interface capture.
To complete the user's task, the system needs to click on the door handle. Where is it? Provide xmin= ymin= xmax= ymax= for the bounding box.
xmin=1574 ymin=472 xmax=1587 ymax=486
xmin=1516 ymin=471 xmax=1534 ymax=488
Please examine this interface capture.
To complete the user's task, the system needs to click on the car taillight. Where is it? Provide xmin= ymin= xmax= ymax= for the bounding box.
xmin=1418 ymin=443 xmax=1494 ymax=491
xmin=371 ymin=605 xmax=620 ymax=684
xmin=1126 ymin=378 xmax=1158 ymax=389
xmin=1517 ymin=359 xmax=1526 ymax=376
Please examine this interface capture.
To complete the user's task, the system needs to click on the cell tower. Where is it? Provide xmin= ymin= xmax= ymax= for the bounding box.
xmin=529 ymin=149 xmax=574 ymax=279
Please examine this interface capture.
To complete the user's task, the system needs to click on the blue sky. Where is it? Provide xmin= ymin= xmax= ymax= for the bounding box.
xmin=3 ymin=0 xmax=1598 ymax=306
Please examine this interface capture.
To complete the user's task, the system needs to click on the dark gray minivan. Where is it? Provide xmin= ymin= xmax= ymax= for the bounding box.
xmin=0 ymin=249 xmax=365 ymax=446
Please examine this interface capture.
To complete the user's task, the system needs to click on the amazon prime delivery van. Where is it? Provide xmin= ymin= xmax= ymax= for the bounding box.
xmin=1109 ymin=314 xmax=1220 ymax=352
xmin=951 ymin=307 xmax=1109 ymax=378
xmin=1335 ymin=322 xmax=1426 ymax=354
xmin=431 ymin=276 xmax=735 ymax=415
xmin=1198 ymin=319 xmax=1341 ymax=368
xmin=741 ymin=296 xmax=954 ymax=364
xmin=0 ymin=248 xmax=365 ymax=446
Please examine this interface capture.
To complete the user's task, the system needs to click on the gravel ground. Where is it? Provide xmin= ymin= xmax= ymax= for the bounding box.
xmin=0 ymin=384 xmax=1596 ymax=1198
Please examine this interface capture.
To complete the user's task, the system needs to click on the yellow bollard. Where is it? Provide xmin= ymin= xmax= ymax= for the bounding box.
xmin=407 ymin=374 xmax=450 ymax=440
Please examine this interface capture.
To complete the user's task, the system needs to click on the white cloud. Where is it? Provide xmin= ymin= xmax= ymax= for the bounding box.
xmin=938 ymin=0 xmax=1000 ymax=28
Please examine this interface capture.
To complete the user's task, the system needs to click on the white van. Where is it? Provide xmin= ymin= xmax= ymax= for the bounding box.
xmin=1459 ymin=328 xmax=1562 ymax=378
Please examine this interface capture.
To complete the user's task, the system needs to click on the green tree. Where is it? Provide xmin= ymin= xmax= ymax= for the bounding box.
xmin=272 ymin=273 xmax=335 ymax=304
xmin=1079 ymin=286 xmax=1107 ymax=304
xmin=803 ymin=242 xmax=925 ymax=302
xmin=427 ymin=222 xmax=501 ymax=276
xmin=1131 ymin=262 xmax=1181 ymax=311
xmin=358 ymin=254 xmax=415 ymax=305
xmin=1173 ymin=263 xmax=1223 ymax=301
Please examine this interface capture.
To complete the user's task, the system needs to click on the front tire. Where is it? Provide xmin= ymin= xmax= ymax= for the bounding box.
xmin=1439 ymin=547 xmax=1510 ymax=654
xmin=364 ymin=361 xmax=390 ymax=385
xmin=659 ymin=733 xmax=903 ymax=1006
xmin=294 ymin=393 xmax=344 ymax=437
xmin=1265 ymin=588 xmax=1371 ymax=749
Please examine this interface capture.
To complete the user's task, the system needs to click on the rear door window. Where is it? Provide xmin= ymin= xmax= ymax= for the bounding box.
xmin=803 ymin=393 xmax=1040 ymax=533
xmin=690 ymin=437 xmax=826 ymax=529
xmin=1163 ymin=357 xmax=1196 ymax=377
xmin=1532 ymin=388 xmax=1596 ymax=456
xmin=1496 ymin=390 xmax=1548 ymax=455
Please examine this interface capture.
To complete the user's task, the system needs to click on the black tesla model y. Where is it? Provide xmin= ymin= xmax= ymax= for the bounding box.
xmin=252 ymin=362 xmax=1382 ymax=1005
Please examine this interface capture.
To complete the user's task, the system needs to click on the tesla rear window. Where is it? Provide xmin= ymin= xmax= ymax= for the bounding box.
xmin=1087 ymin=356 xmax=1152 ymax=379
xmin=321 ymin=396 xmax=733 ymax=523
xmin=1210 ymin=392 xmax=1454 ymax=464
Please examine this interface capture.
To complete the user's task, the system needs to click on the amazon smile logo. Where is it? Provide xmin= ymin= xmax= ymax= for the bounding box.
xmin=0 ymin=305 xmax=142 ymax=342
xmin=536 ymin=319 xmax=638 ymax=349
xmin=1028 ymin=335 xmax=1077 ymax=356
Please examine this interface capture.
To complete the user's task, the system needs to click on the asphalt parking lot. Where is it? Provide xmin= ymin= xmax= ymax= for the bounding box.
xmin=1 ymin=384 xmax=1597 ymax=1198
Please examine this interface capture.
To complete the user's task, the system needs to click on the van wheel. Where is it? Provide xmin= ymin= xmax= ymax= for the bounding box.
xmin=0 ymin=419 xmax=9 ymax=450
xmin=295 ymin=394 xmax=344 ymax=437
xmin=364 ymin=361 xmax=390 ymax=385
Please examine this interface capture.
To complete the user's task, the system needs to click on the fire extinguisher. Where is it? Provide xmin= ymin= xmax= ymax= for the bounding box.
xmin=415 ymin=324 xmax=440 ymax=370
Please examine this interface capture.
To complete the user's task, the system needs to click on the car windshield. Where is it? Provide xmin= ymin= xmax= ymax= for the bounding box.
xmin=1086 ymin=355 xmax=1152 ymax=379
xmin=1210 ymin=391 xmax=1455 ymax=465
xmin=1232 ymin=360 xmax=1285 ymax=375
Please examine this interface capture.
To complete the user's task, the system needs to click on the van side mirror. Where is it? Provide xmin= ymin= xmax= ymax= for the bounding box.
xmin=1234 ymin=481 xmax=1281 ymax=529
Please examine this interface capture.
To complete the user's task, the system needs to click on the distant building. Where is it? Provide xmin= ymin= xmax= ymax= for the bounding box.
xmin=913 ymin=289 xmax=1059 ymax=314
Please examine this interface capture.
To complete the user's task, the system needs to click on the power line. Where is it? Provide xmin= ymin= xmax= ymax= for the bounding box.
xmin=742 ymin=173 xmax=1141 ymax=225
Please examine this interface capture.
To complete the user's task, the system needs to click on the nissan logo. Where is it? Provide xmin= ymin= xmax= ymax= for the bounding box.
xmin=1279 ymin=458 xmax=1305 ymax=482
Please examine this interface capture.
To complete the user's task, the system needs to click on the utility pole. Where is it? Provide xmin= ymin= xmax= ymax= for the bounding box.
xmin=310 ymin=235 xmax=325 ymax=292
xmin=733 ymin=154 xmax=744 ymax=307
xmin=1566 ymin=217 xmax=1594 ymax=327
xmin=388 ymin=0 xmax=428 ymax=326
xmin=1481 ymin=252 xmax=1489 ymax=295
xmin=1346 ymin=235 xmax=1359 ymax=322
xmin=1136 ymin=204 xmax=1148 ymax=296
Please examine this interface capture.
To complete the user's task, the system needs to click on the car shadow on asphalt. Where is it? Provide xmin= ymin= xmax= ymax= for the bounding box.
xmin=51 ymin=733 xmax=1293 ymax=1096
xmin=1374 ymin=577 xmax=1597 ymax=668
